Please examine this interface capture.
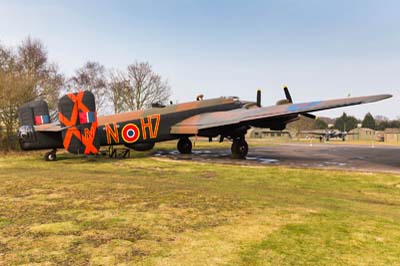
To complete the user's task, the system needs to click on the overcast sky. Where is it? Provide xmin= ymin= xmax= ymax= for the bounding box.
xmin=0 ymin=0 xmax=398 ymax=119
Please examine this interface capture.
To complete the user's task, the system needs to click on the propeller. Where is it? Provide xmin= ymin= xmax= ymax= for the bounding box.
xmin=283 ymin=86 xmax=293 ymax=103
xmin=276 ymin=85 xmax=293 ymax=105
xmin=256 ymin=89 xmax=261 ymax=107
xmin=256 ymin=86 xmax=317 ymax=121
xmin=282 ymin=85 xmax=317 ymax=120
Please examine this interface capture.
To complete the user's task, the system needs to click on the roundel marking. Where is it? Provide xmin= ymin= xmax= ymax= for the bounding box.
xmin=122 ymin=123 xmax=140 ymax=143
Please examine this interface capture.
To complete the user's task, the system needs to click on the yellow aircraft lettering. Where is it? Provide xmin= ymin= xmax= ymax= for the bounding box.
xmin=140 ymin=114 xmax=161 ymax=140
xmin=105 ymin=123 xmax=119 ymax=144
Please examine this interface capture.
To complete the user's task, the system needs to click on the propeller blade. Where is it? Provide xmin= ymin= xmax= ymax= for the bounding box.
xmin=283 ymin=86 xmax=293 ymax=103
xmin=301 ymin=113 xmax=317 ymax=120
xmin=256 ymin=89 xmax=261 ymax=107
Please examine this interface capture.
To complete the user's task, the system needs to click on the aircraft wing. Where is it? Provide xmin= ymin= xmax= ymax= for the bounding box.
xmin=170 ymin=94 xmax=391 ymax=135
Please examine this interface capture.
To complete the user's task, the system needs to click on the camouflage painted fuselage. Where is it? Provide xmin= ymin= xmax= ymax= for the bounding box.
xmin=96 ymin=97 xmax=243 ymax=147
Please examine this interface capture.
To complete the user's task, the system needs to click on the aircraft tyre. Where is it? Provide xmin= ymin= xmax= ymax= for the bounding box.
xmin=177 ymin=137 xmax=192 ymax=154
xmin=231 ymin=139 xmax=248 ymax=159
xmin=45 ymin=150 xmax=57 ymax=161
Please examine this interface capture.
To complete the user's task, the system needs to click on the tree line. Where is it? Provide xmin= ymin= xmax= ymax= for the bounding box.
xmin=288 ymin=112 xmax=400 ymax=135
xmin=333 ymin=112 xmax=400 ymax=131
xmin=0 ymin=37 xmax=171 ymax=150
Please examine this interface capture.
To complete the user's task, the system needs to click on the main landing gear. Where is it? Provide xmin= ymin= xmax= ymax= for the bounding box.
xmin=176 ymin=136 xmax=248 ymax=159
xmin=231 ymin=137 xmax=248 ymax=159
xmin=177 ymin=137 xmax=192 ymax=154
xmin=44 ymin=149 xmax=57 ymax=161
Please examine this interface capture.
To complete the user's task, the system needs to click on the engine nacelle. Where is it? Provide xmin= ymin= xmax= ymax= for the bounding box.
xmin=276 ymin=99 xmax=291 ymax=105
xmin=125 ymin=142 xmax=155 ymax=151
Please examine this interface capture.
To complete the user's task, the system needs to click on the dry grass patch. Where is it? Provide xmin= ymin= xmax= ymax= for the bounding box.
xmin=30 ymin=221 xmax=81 ymax=235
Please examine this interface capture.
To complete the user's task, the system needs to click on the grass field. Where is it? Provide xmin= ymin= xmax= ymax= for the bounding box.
xmin=0 ymin=151 xmax=400 ymax=266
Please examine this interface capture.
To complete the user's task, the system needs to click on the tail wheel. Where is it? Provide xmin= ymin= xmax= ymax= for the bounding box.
xmin=177 ymin=137 xmax=192 ymax=154
xmin=44 ymin=150 xmax=57 ymax=161
xmin=231 ymin=139 xmax=248 ymax=159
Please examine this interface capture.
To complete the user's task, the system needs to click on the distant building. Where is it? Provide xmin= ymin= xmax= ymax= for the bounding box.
xmin=375 ymin=131 xmax=385 ymax=142
xmin=247 ymin=128 xmax=292 ymax=140
xmin=348 ymin=128 xmax=375 ymax=141
xmin=384 ymin=128 xmax=400 ymax=142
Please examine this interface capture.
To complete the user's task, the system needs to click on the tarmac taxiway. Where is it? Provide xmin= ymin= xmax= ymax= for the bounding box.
xmin=153 ymin=143 xmax=400 ymax=174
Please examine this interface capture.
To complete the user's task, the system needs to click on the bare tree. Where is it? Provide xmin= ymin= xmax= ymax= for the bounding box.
xmin=108 ymin=69 xmax=129 ymax=114
xmin=124 ymin=62 xmax=171 ymax=110
xmin=0 ymin=43 xmax=21 ymax=149
xmin=68 ymin=61 xmax=108 ymax=114
xmin=0 ymin=69 xmax=32 ymax=149
xmin=17 ymin=37 xmax=63 ymax=108
xmin=0 ymin=43 xmax=15 ymax=72
xmin=0 ymin=38 xmax=64 ymax=150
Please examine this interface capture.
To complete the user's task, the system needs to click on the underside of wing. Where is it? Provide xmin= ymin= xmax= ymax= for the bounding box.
xmin=170 ymin=94 xmax=391 ymax=135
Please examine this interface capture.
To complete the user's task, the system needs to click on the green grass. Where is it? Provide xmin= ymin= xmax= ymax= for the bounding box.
xmin=0 ymin=152 xmax=399 ymax=265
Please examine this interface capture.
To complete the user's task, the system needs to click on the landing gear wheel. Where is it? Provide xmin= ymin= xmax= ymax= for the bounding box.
xmin=177 ymin=137 xmax=192 ymax=154
xmin=44 ymin=150 xmax=57 ymax=161
xmin=231 ymin=139 xmax=248 ymax=159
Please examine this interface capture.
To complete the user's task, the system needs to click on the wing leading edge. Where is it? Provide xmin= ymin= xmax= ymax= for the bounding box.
xmin=170 ymin=94 xmax=392 ymax=135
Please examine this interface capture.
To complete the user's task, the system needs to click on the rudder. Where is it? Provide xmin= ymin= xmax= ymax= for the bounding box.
xmin=18 ymin=100 xmax=51 ymax=126
xmin=58 ymin=91 xmax=100 ymax=155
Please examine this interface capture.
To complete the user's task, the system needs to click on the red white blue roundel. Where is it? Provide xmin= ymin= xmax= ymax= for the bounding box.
xmin=122 ymin=123 xmax=140 ymax=143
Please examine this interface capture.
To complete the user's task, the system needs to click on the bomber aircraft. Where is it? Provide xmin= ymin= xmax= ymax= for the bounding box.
xmin=17 ymin=87 xmax=391 ymax=161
